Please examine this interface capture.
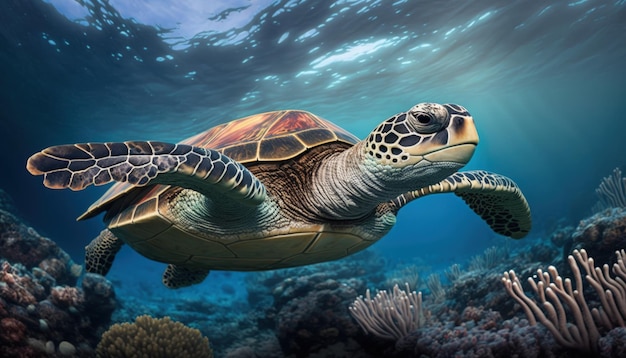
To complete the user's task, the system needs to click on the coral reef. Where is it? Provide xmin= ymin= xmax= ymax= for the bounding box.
xmin=395 ymin=314 xmax=564 ymax=357
xmin=96 ymin=315 xmax=213 ymax=357
xmin=571 ymin=207 xmax=626 ymax=264
xmin=0 ymin=205 xmax=82 ymax=287
xmin=207 ymin=252 xmax=384 ymax=357
xmin=273 ymin=273 xmax=362 ymax=356
xmin=0 ymin=260 xmax=116 ymax=357
xmin=0 ymin=261 xmax=45 ymax=305
xmin=0 ymin=190 xmax=116 ymax=357
xmin=599 ymin=327 xmax=626 ymax=358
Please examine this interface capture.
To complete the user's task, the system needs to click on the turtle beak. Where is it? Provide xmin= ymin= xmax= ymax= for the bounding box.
xmin=403 ymin=113 xmax=478 ymax=166
xmin=423 ymin=143 xmax=477 ymax=164
xmin=422 ymin=115 xmax=478 ymax=164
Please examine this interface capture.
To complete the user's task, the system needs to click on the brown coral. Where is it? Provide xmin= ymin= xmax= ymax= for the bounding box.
xmin=39 ymin=258 xmax=67 ymax=281
xmin=96 ymin=315 xmax=213 ymax=358
xmin=0 ymin=261 xmax=42 ymax=305
xmin=461 ymin=306 xmax=483 ymax=323
xmin=0 ymin=208 xmax=79 ymax=286
xmin=0 ymin=317 xmax=26 ymax=343
xmin=50 ymin=286 xmax=84 ymax=308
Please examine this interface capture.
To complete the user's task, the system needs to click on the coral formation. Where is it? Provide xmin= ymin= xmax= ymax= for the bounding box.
xmin=0 ymin=190 xmax=116 ymax=357
xmin=572 ymin=208 xmax=626 ymax=264
xmin=50 ymin=286 xmax=84 ymax=309
xmin=96 ymin=315 xmax=213 ymax=358
xmin=349 ymin=283 xmax=425 ymax=340
xmin=425 ymin=273 xmax=446 ymax=303
xmin=502 ymin=249 xmax=626 ymax=353
xmin=593 ymin=168 xmax=626 ymax=212
xmin=0 ymin=208 xmax=81 ymax=286
xmin=0 ymin=317 xmax=27 ymax=343
xmin=395 ymin=314 xmax=560 ymax=357
xmin=273 ymin=272 xmax=363 ymax=356
xmin=0 ymin=261 xmax=44 ymax=305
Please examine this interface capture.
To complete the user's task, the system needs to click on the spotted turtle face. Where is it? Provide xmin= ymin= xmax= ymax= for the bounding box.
xmin=364 ymin=103 xmax=479 ymax=168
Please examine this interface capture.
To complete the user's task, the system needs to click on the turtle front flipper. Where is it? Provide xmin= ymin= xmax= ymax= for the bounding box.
xmin=393 ymin=170 xmax=531 ymax=239
xmin=162 ymin=264 xmax=210 ymax=289
xmin=26 ymin=141 xmax=267 ymax=205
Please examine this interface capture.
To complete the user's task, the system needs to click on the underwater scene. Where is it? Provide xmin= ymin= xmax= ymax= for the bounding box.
xmin=1 ymin=0 xmax=626 ymax=356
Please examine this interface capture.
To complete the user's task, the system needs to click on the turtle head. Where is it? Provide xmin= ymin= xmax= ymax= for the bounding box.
xmin=363 ymin=103 xmax=479 ymax=184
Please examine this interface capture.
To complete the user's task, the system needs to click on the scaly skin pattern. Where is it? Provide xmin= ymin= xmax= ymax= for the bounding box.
xmin=26 ymin=141 xmax=266 ymax=205
xmin=308 ymin=103 xmax=479 ymax=220
xmin=392 ymin=170 xmax=532 ymax=239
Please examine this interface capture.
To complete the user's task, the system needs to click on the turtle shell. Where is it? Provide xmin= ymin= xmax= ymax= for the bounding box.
xmin=79 ymin=110 xmax=359 ymax=219
xmin=183 ymin=110 xmax=359 ymax=162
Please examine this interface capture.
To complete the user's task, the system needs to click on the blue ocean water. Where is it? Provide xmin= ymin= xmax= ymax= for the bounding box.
xmin=1 ymin=0 xmax=625 ymax=344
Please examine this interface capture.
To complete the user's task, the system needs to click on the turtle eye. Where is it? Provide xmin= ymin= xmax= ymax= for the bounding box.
xmin=416 ymin=114 xmax=432 ymax=124
xmin=408 ymin=109 xmax=449 ymax=134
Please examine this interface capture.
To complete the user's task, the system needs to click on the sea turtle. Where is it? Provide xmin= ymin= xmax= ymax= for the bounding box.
xmin=27 ymin=103 xmax=531 ymax=288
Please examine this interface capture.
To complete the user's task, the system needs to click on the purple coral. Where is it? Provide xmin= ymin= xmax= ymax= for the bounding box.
xmin=274 ymin=274 xmax=363 ymax=356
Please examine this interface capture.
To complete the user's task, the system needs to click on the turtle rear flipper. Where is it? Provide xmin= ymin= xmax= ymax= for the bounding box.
xmin=162 ymin=264 xmax=210 ymax=289
xmin=393 ymin=170 xmax=531 ymax=239
xmin=85 ymin=229 xmax=124 ymax=275
xmin=26 ymin=141 xmax=267 ymax=206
